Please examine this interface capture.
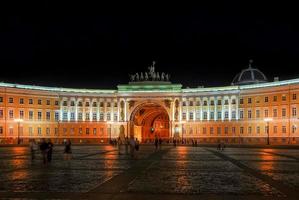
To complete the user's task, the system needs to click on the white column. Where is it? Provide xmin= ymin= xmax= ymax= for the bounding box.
xmin=221 ymin=97 xmax=224 ymax=121
xmin=186 ymin=98 xmax=189 ymax=121
xmin=89 ymin=99 xmax=92 ymax=122
xmin=179 ymin=98 xmax=182 ymax=121
xmin=97 ymin=99 xmax=100 ymax=121
xmin=207 ymin=98 xmax=210 ymax=121
xmin=82 ymin=98 xmax=86 ymax=121
xmin=104 ymin=100 xmax=107 ymax=121
xmin=229 ymin=96 xmax=232 ymax=121
xmin=67 ymin=99 xmax=71 ymax=122
xmin=214 ymin=96 xmax=217 ymax=121
xmin=200 ymin=97 xmax=203 ymax=121
xmin=236 ymin=96 xmax=239 ymax=120
xmin=59 ymin=98 xmax=63 ymax=121
xmin=124 ymin=99 xmax=127 ymax=121
xmin=75 ymin=98 xmax=78 ymax=121
xmin=117 ymin=99 xmax=120 ymax=122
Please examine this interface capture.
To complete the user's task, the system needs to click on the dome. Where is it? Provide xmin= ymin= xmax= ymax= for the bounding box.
xmin=231 ymin=60 xmax=268 ymax=85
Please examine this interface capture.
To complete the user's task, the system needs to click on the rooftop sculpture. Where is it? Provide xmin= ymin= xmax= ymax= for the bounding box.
xmin=129 ymin=61 xmax=170 ymax=82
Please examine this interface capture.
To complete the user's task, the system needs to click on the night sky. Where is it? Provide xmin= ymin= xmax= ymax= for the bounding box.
xmin=1 ymin=3 xmax=299 ymax=89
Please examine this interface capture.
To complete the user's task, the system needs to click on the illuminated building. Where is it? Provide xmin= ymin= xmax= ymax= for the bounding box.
xmin=0 ymin=61 xmax=298 ymax=144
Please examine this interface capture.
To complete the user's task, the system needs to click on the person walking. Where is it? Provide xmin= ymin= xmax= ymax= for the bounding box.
xmin=64 ymin=139 xmax=72 ymax=160
xmin=117 ymin=137 xmax=122 ymax=155
xmin=125 ymin=136 xmax=129 ymax=155
xmin=154 ymin=136 xmax=159 ymax=151
xmin=39 ymin=139 xmax=48 ymax=165
xmin=47 ymin=139 xmax=54 ymax=163
xmin=158 ymin=137 xmax=162 ymax=150
xmin=129 ymin=136 xmax=136 ymax=158
xmin=173 ymin=138 xmax=177 ymax=147
xmin=29 ymin=139 xmax=38 ymax=161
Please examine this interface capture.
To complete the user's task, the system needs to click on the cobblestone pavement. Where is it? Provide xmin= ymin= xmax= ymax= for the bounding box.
xmin=1 ymin=145 xmax=299 ymax=199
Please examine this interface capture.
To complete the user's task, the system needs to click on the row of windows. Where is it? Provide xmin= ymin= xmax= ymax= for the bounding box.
xmin=63 ymin=101 xmax=118 ymax=107
xmin=240 ymin=94 xmax=297 ymax=104
xmin=184 ymin=125 xmax=297 ymax=135
xmin=0 ymin=96 xmax=59 ymax=106
xmin=62 ymin=112 xmax=118 ymax=121
xmin=182 ymin=99 xmax=237 ymax=107
xmin=0 ymin=109 xmax=59 ymax=121
xmin=0 ymin=126 xmax=105 ymax=136
xmin=180 ymin=107 xmax=297 ymax=121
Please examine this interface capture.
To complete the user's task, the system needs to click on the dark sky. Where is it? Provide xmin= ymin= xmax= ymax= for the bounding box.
xmin=1 ymin=3 xmax=299 ymax=89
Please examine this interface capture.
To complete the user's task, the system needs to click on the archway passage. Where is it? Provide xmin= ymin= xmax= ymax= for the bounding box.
xmin=130 ymin=103 xmax=170 ymax=142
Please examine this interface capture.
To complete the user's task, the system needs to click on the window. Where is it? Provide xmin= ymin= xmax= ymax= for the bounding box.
xmin=0 ymin=109 xmax=3 ymax=118
xmin=189 ymin=112 xmax=194 ymax=120
xmin=225 ymin=111 xmax=229 ymax=119
xmin=232 ymin=127 xmax=236 ymax=134
xmin=55 ymin=112 xmax=59 ymax=121
xmin=196 ymin=101 xmax=200 ymax=106
xmin=217 ymin=100 xmax=221 ymax=105
xmin=29 ymin=127 xmax=33 ymax=136
xmin=78 ymin=113 xmax=82 ymax=121
xmin=70 ymin=128 xmax=74 ymax=135
xmin=203 ymin=112 xmax=207 ymax=120
xmin=93 ymin=128 xmax=97 ymax=135
xmin=273 ymin=96 xmax=277 ymax=102
xmin=224 ymin=100 xmax=228 ymax=105
xmin=210 ymin=127 xmax=214 ymax=134
xmin=217 ymin=127 xmax=221 ymax=135
xmin=38 ymin=99 xmax=42 ymax=105
xmin=0 ymin=97 xmax=3 ymax=103
xmin=240 ymin=127 xmax=244 ymax=134
xmin=107 ymin=102 xmax=111 ymax=107
xmin=264 ymin=97 xmax=268 ymax=102
xmin=0 ymin=126 xmax=3 ymax=135
xmin=9 ymin=127 xmax=13 ymax=135
xmin=29 ymin=99 xmax=33 ymax=104
xmin=264 ymin=109 xmax=269 ymax=117
xmin=79 ymin=128 xmax=83 ymax=135
xmin=9 ymin=110 xmax=13 ymax=119
xmin=46 ymin=128 xmax=50 ymax=136
xmin=232 ymin=111 xmax=236 ymax=119
xmin=93 ymin=113 xmax=97 ymax=121
xmin=106 ymin=113 xmax=111 ymax=120
xmin=100 ymin=113 xmax=104 ymax=120
xmin=55 ymin=128 xmax=58 ymax=136
xmin=46 ymin=100 xmax=50 ymax=105
xmin=210 ymin=112 xmax=214 ymax=120
xmin=248 ymin=98 xmax=252 ymax=104
xmin=282 ymin=95 xmax=286 ymax=101
xmin=210 ymin=100 xmax=214 ymax=106
xmin=93 ymin=102 xmax=97 ymax=107
xmin=292 ymin=125 xmax=297 ymax=133
xmin=38 ymin=127 xmax=42 ymax=136
xmin=19 ymin=98 xmax=24 ymax=104
xmin=293 ymin=93 xmax=297 ymax=100
xmin=231 ymin=99 xmax=236 ymax=104
xmin=239 ymin=110 xmax=243 ymax=119
xmin=78 ymin=102 xmax=83 ymax=107
xmin=86 ymin=113 xmax=90 ymax=120
xmin=257 ymin=126 xmax=260 ymax=134
xmin=240 ymin=98 xmax=243 ymax=104
xmin=247 ymin=110 xmax=252 ymax=119
xmin=63 ymin=112 xmax=68 ymax=120
xmin=282 ymin=126 xmax=286 ymax=134
xmin=225 ymin=127 xmax=228 ymax=134
xmin=182 ymin=112 xmax=186 ymax=120
xmin=19 ymin=110 xmax=24 ymax=119
xmin=71 ymin=101 xmax=75 ymax=106
xmin=9 ymin=97 xmax=13 ymax=103
xmin=292 ymin=107 xmax=297 ymax=117
xmin=256 ymin=98 xmax=260 ymax=103
xmin=114 ymin=102 xmax=117 ymax=107
xmin=273 ymin=109 xmax=277 ymax=117
xmin=202 ymin=101 xmax=207 ymax=106
xmin=55 ymin=101 xmax=59 ymax=106
xmin=86 ymin=128 xmax=90 ymax=135
xmin=114 ymin=113 xmax=118 ymax=121
xmin=63 ymin=128 xmax=67 ymax=135
xmin=217 ymin=111 xmax=222 ymax=119
xmin=203 ymin=127 xmax=207 ymax=134
xmin=63 ymin=101 xmax=67 ymax=106
xmin=248 ymin=126 xmax=252 ymax=134
xmin=100 ymin=102 xmax=104 ymax=107
xmin=274 ymin=126 xmax=277 ymax=134
xmin=46 ymin=111 xmax=51 ymax=121
xmin=256 ymin=110 xmax=260 ymax=118
xmin=282 ymin=108 xmax=286 ymax=117
xmin=70 ymin=112 xmax=75 ymax=121
xmin=29 ymin=111 xmax=33 ymax=120
xmin=189 ymin=101 xmax=193 ymax=106
xmin=182 ymin=101 xmax=186 ymax=106
xmin=38 ymin=111 xmax=42 ymax=120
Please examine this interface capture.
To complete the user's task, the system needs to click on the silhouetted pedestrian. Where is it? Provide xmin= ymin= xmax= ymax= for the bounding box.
xmin=40 ymin=139 xmax=48 ymax=164
xmin=64 ymin=139 xmax=72 ymax=160
xmin=29 ymin=139 xmax=38 ymax=161
xmin=47 ymin=139 xmax=54 ymax=162
xmin=154 ymin=137 xmax=158 ymax=151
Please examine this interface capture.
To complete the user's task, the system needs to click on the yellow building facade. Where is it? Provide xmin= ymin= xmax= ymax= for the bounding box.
xmin=0 ymin=63 xmax=298 ymax=144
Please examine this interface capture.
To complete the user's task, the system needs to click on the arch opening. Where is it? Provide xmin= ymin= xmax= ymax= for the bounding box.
xmin=129 ymin=103 xmax=170 ymax=143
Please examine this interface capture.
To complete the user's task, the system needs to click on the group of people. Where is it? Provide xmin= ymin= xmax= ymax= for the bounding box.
xmin=116 ymin=136 xmax=140 ymax=158
xmin=217 ymin=142 xmax=226 ymax=151
xmin=29 ymin=138 xmax=72 ymax=164
xmin=154 ymin=137 xmax=163 ymax=150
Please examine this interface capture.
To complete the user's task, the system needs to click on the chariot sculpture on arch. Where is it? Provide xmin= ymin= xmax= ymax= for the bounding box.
xmin=128 ymin=61 xmax=171 ymax=82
